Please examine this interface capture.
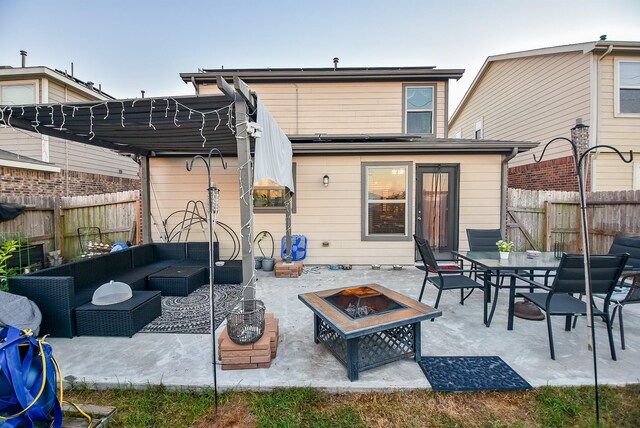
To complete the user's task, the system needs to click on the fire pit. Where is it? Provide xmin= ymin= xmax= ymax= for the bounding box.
xmin=325 ymin=286 xmax=403 ymax=319
xmin=298 ymin=283 xmax=441 ymax=381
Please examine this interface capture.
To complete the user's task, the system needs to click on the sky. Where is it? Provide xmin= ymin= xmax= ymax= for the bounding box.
xmin=1 ymin=0 xmax=640 ymax=117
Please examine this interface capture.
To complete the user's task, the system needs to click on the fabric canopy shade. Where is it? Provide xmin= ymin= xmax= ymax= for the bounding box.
xmin=0 ymin=94 xmax=247 ymax=156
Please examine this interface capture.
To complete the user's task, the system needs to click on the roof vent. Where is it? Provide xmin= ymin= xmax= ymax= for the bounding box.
xmin=20 ymin=50 xmax=27 ymax=68
xmin=599 ymin=34 xmax=607 ymax=41
xmin=333 ymin=57 xmax=339 ymax=70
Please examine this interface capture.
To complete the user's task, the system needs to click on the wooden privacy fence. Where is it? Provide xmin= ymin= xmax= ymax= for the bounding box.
xmin=506 ymin=189 xmax=640 ymax=254
xmin=0 ymin=190 xmax=140 ymax=263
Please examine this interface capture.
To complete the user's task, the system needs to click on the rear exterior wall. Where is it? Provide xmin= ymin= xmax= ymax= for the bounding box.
xmin=149 ymin=154 xmax=502 ymax=265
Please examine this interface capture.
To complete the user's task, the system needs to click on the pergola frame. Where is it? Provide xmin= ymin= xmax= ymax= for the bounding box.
xmin=0 ymin=77 xmax=294 ymax=300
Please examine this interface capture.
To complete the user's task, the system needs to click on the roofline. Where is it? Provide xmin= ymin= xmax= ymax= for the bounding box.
xmin=449 ymin=40 xmax=640 ymax=124
xmin=181 ymin=67 xmax=465 ymax=84
xmin=0 ymin=157 xmax=61 ymax=173
xmin=0 ymin=67 xmax=113 ymax=101
xmin=289 ymin=136 xmax=538 ymax=156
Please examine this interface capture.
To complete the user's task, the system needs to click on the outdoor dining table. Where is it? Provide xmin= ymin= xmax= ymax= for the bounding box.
xmin=452 ymin=251 xmax=561 ymax=329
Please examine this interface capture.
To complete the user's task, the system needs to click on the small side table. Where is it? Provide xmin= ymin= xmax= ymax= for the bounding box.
xmin=148 ymin=266 xmax=206 ymax=296
xmin=75 ymin=290 xmax=161 ymax=337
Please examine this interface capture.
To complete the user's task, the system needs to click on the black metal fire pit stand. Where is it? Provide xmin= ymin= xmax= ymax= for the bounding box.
xmin=313 ymin=315 xmax=422 ymax=381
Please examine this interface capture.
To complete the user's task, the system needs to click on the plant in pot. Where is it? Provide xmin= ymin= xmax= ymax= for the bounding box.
xmin=0 ymin=240 xmax=19 ymax=291
xmin=496 ymin=239 xmax=514 ymax=259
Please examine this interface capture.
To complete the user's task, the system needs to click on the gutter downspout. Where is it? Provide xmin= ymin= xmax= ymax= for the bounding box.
xmin=501 ymin=148 xmax=519 ymax=237
xmin=591 ymin=44 xmax=613 ymax=191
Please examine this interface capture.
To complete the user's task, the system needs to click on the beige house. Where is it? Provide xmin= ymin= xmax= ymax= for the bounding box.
xmin=449 ymin=40 xmax=640 ymax=192
xmin=0 ymin=62 xmax=139 ymax=196
xmin=159 ymin=67 xmax=538 ymax=264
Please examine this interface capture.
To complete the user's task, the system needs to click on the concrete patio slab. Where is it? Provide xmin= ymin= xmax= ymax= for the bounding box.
xmin=50 ymin=266 xmax=640 ymax=391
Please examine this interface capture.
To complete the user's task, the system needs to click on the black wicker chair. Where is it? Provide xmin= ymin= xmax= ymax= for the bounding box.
xmin=514 ymin=253 xmax=629 ymax=360
xmin=413 ymin=235 xmax=485 ymax=313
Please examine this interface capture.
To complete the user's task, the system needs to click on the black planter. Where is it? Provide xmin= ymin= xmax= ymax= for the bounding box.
xmin=6 ymin=244 xmax=45 ymax=270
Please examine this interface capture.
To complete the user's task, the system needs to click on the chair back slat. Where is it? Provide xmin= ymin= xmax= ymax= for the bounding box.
xmin=466 ymin=229 xmax=502 ymax=251
xmin=413 ymin=235 xmax=439 ymax=271
xmin=553 ymin=253 xmax=629 ymax=295
xmin=608 ymin=234 xmax=640 ymax=270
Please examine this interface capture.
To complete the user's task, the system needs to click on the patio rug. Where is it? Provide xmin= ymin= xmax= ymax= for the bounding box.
xmin=418 ymin=356 xmax=532 ymax=392
xmin=139 ymin=284 xmax=242 ymax=334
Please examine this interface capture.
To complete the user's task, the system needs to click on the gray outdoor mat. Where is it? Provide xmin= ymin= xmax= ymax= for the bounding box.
xmin=139 ymin=284 xmax=242 ymax=334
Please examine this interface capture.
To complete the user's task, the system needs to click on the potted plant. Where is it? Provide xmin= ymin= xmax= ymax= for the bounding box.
xmin=496 ymin=240 xmax=514 ymax=259
xmin=0 ymin=240 xmax=19 ymax=291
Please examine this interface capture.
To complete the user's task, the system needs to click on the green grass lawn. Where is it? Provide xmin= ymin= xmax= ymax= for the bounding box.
xmin=64 ymin=384 xmax=640 ymax=427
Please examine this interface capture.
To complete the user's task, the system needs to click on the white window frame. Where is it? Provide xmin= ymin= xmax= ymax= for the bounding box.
xmin=615 ymin=59 xmax=640 ymax=117
xmin=475 ymin=117 xmax=484 ymax=139
xmin=634 ymin=162 xmax=639 ymax=191
xmin=361 ymin=162 xmax=412 ymax=241
xmin=0 ymin=80 xmax=39 ymax=105
xmin=403 ymin=85 xmax=435 ymax=135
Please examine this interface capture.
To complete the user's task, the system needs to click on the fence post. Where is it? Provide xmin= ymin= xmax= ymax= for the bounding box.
xmin=544 ymin=200 xmax=552 ymax=251
xmin=54 ymin=196 xmax=64 ymax=256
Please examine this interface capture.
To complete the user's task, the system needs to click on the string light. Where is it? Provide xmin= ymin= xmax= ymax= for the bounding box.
xmin=6 ymin=107 xmax=12 ymax=127
xmin=173 ymin=100 xmax=181 ymax=127
xmin=120 ymin=101 xmax=125 ymax=127
xmin=89 ymin=105 xmax=95 ymax=140
xmin=33 ymin=106 xmax=40 ymax=133
xmin=103 ymin=102 xmax=109 ymax=120
xmin=148 ymin=99 xmax=156 ymax=130
xmin=49 ymin=105 xmax=55 ymax=126
xmin=164 ymin=99 xmax=170 ymax=118
xmin=59 ymin=105 xmax=66 ymax=131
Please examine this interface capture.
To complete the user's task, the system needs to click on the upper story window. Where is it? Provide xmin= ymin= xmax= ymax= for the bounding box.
xmin=253 ymin=163 xmax=296 ymax=213
xmin=617 ymin=61 xmax=640 ymax=115
xmin=361 ymin=162 xmax=412 ymax=241
xmin=404 ymin=86 xmax=434 ymax=134
xmin=0 ymin=83 xmax=36 ymax=105
xmin=475 ymin=117 xmax=484 ymax=139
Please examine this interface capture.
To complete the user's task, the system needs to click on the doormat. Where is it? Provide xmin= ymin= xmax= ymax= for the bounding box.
xmin=418 ymin=356 xmax=532 ymax=392
xmin=139 ymin=284 xmax=242 ymax=334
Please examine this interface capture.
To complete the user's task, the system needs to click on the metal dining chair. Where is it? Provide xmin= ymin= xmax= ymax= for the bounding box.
xmin=413 ymin=235 xmax=485 ymax=314
xmin=514 ymin=253 xmax=629 ymax=360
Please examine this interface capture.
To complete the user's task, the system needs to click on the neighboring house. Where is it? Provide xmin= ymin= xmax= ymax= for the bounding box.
xmin=0 ymin=62 xmax=140 ymax=196
xmin=449 ymin=40 xmax=640 ymax=192
xmin=153 ymin=66 xmax=538 ymax=264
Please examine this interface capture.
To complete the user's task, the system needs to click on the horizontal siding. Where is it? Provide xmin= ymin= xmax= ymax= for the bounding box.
xmin=48 ymin=137 xmax=139 ymax=178
xmin=596 ymin=55 xmax=640 ymax=153
xmin=0 ymin=127 xmax=42 ymax=160
xmin=200 ymin=81 xmax=447 ymax=137
xmin=450 ymin=51 xmax=592 ymax=167
xmin=48 ymin=82 xmax=66 ymax=103
xmin=149 ymin=154 xmax=502 ymax=264
xmin=593 ymin=152 xmax=636 ymax=191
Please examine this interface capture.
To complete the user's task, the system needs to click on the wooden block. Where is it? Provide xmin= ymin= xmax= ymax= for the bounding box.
xmin=221 ymin=355 xmax=251 ymax=364
xmin=222 ymin=363 xmax=258 ymax=370
xmin=274 ymin=261 xmax=304 ymax=278
xmin=250 ymin=353 xmax=272 ymax=363
xmin=221 ymin=347 xmax=270 ymax=358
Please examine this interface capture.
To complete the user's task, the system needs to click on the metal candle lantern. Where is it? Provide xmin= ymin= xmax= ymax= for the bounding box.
xmin=227 ymin=299 xmax=266 ymax=345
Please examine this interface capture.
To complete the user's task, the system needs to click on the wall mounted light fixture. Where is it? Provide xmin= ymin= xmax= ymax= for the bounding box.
xmin=323 ymin=175 xmax=330 ymax=187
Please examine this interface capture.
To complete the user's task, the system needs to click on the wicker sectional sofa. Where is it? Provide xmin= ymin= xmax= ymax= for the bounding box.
xmin=8 ymin=242 xmax=242 ymax=337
